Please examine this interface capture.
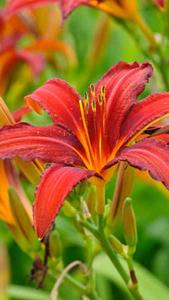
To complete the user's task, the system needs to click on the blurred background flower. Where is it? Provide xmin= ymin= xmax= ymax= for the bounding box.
xmin=0 ymin=0 xmax=169 ymax=299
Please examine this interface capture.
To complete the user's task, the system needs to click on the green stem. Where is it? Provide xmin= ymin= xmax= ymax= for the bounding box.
xmin=65 ymin=274 xmax=86 ymax=291
xmin=120 ymin=21 xmax=169 ymax=91
xmin=81 ymin=219 xmax=143 ymax=300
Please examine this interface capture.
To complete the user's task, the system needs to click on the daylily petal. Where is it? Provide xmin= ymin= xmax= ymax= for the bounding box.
xmin=26 ymin=39 xmax=77 ymax=66
xmin=0 ymin=160 xmax=14 ymax=225
xmin=16 ymin=50 xmax=45 ymax=76
xmin=0 ymin=49 xmax=44 ymax=94
xmin=109 ymin=138 xmax=169 ymax=189
xmin=119 ymin=93 xmax=169 ymax=146
xmin=59 ymin=0 xmax=87 ymax=18
xmin=5 ymin=0 xmax=56 ymax=17
xmin=96 ymin=61 xmax=153 ymax=148
xmin=34 ymin=164 xmax=95 ymax=238
xmin=59 ymin=0 xmax=138 ymax=19
xmin=153 ymin=0 xmax=165 ymax=8
xmin=12 ymin=105 xmax=32 ymax=122
xmin=25 ymin=78 xmax=83 ymax=135
xmin=0 ymin=123 xmax=83 ymax=165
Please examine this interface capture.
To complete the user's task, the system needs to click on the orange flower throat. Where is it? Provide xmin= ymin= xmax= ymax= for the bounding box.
xmin=78 ymin=84 xmax=110 ymax=173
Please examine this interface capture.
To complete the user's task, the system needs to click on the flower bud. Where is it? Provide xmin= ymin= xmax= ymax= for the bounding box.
xmin=86 ymin=187 xmax=96 ymax=216
xmin=8 ymin=188 xmax=38 ymax=252
xmin=49 ymin=231 xmax=62 ymax=259
xmin=109 ymin=235 xmax=123 ymax=255
xmin=123 ymin=197 xmax=137 ymax=254
xmin=0 ymin=244 xmax=10 ymax=300
xmin=0 ymin=97 xmax=14 ymax=125
xmin=62 ymin=200 xmax=76 ymax=218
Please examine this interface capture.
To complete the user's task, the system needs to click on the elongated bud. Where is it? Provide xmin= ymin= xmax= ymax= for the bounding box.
xmin=94 ymin=178 xmax=105 ymax=215
xmin=123 ymin=198 xmax=137 ymax=255
xmin=15 ymin=158 xmax=43 ymax=185
xmin=87 ymin=187 xmax=96 ymax=216
xmin=9 ymin=188 xmax=38 ymax=251
xmin=109 ymin=235 xmax=123 ymax=255
xmin=111 ymin=163 xmax=134 ymax=226
xmin=0 ymin=244 xmax=10 ymax=300
xmin=81 ymin=198 xmax=91 ymax=219
xmin=0 ymin=97 xmax=14 ymax=125
xmin=0 ymin=97 xmax=43 ymax=187
xmin=49 ymin=231 xmax=62 ymax=260
xmin=62 ymin=200 xmax=76 ymax=218
xmin=78 ymin=181 xmax=88 ymax=196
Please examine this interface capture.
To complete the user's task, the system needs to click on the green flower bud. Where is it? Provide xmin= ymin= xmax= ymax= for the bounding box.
xmin=8 ymin=188 xmax=38 ymax=252
xmin=123 ymin=197 xmax=137 ymax=254
xmin=62 ymin=200 xmax=76 ymax=217
xmin=49 ymin=231 xmax=62 ymax=259
xmin=109 ymin=235 xmax=123 ymax=255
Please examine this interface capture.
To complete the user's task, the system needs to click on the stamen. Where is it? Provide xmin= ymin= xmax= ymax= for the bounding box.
xmin=91 ymin=100 xmax=96 ymax=112
xmin=79 ymin=100 xmax=95 ymax=167
xmin=98 ymin=94 xmax=103 ymax=105
xmin=84 ymin=92 xmax=89 ymax=111
xmin=101 ymin=85 xmax=106 ymax=101
xmin=90 ymin=84 xmax=96 ymax=97
xmin=101 ymin=86 xmax=106 ymax=94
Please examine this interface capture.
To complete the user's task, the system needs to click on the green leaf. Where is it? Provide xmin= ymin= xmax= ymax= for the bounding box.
xmin=93 ymin=254 xmax=169 ymax=300
xmin=7 ymin=285 xmax=49 ymax=300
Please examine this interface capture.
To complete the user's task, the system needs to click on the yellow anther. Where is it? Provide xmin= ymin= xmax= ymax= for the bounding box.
xmin=100 ymin=86 xmax=106 ymax=103
xmin=101 ymin=86 xmax=106 ymax=95
xmin=91 ymin=100 xmax=96 ymax=112
xmin=90 ymin=84 xmax=95 ymax=97
xmin=98 ymin=94 xmax=103 ymax=105
xmin=84 ymin=91 xmax=89 ymax=102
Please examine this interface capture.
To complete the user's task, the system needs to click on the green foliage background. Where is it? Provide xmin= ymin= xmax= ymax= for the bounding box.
xmin=0 ymin=0 xmax=169 ymax=299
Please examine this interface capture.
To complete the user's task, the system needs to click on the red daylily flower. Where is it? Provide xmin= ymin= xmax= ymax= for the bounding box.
xmin=0 ymin=4 xmax=76 ymax=95
xmin=0 ymin=62 xmax=169 ymax=238
xmin=0 ymin=12 xmax=44 ymax=94
xmin=57 ymin=0 xmax=139 ymax=19
xmin=153 ymin=0 xmax=165 ymax=8
xmin=4 ymin=0 xmax=56 ymax=17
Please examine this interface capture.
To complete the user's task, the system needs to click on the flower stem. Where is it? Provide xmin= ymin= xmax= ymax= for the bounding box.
xmin=132 ymin=14 xmax=156 ymax=49
xmin=122 ymin=21 xmax=169 ymax=91
xmin=80 ymin=218 xmax=143 ymax=300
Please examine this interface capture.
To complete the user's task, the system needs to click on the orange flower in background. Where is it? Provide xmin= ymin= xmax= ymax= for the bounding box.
xmin=59 ymin=0 xmax=138 ymax=19
xmin=0 ymin=160 xmax=14 ymax=225
xmin=4 ymin=0 xmax=56 ymax=17
xmin=3 ymin=0 xmax=156 ymax=47
xmin=153 ymin=0 xmax=165 ymax=8
xmin=0 ymin=3 xmax=77 ymax=95
xmin=0 ymin=11 xmax=44 ymax=95
xmin=0 ymin=62 xmax=169 ymax=238
xmin=0 ymin=96 xmax=42 ymax=250
xmin=0 ymin=96 xmax=42 ymax=223
xmin=58 ymin=0 xmax=156 ymax=47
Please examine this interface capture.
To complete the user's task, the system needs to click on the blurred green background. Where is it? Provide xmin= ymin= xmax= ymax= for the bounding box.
xmin=1 ymin=1 xmax=169 ymax=299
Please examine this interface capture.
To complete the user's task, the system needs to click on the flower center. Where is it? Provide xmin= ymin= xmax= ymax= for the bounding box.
xmin=78 ymin=84 xmax=109 ymax=173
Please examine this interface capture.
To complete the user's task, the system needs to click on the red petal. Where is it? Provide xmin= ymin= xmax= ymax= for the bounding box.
xmin=25 ymin=78 xmax=84 ymax=135
xmin=154 ymin=0 xmax=165 ymax=8
xmin=0 ymin=123 xmax=83 ymax=165
xmin=59 ymin=0 xmax=88 ymax=18
xmin=34 ymin=165 xmax=95 ymax=238
xmin=5 ymin=0 xmax=56 ymax=17
xmin=119 ymin=93 xmax=169 ymax=145
xmin=16 ymin=50 xmax=45 ymax=76
xmin=96 ymin=62 xmax=153 ymax=149
xmin=111 ymin=138 xmax=169 ymax=189
xmin=13 ymin=105 xmax=32 ymax=122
